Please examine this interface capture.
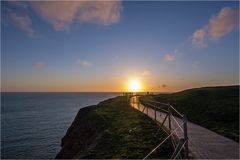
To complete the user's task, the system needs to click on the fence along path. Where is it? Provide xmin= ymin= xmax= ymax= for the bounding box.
xmin=130 ymin=96 xmax=239 ymax=159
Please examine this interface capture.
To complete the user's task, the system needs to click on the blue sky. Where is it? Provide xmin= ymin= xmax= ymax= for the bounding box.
xmin=1 ymin=1 xmax=239 ymax=92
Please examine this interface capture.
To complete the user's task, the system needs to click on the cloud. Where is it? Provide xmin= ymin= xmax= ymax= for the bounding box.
xmin=164 ymin=54 xmax=176 ymax=62
xmin=164 ymin=48 xmax=182 ymax=62
xmin=162 ymin=84 xmax=167 ymax=88
xmin=29 ymin=1 xmax=122 ymax=31
xmin=32 ymin=62 xmax=45 ymax=70
xmin=9 ymin=11 xmax=35 ymax=37
xmin=155 ymin=84 xmax=168 ymax=89
xmin=192 ymin=26 xmax=208 ymax=48
xmin=6 ymin=1 xmax=122 ymax=32
xmin=173 ymin=49 xmax=179 ymax=54
xmin=141 ymin=70 xmax=151 ymax=76
xmin=191 ymin=7 xmax=238 ymax=48
xmin=8 ymin=1 xmax=28 ymax=9
xmin=174 ymin=48 xmax=183 ymax=56
xmin=209 ymin=7 xmax=238 ymax=40
xmin=192 ymin=61 xmax=200 ymax=69
xmin=79 ymin=60 xmax=92 ymax=67
xmin=114 ymin=55 xmax=119 ymax=60
xmin=209 ymin=79 xmax=217 ymax=83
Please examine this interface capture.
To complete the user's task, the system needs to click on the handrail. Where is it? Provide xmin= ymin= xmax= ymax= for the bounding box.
xmin=169 ymin=104 xmax=184 ymax=118
xmin=139 ymin=99 xmax=183 ymax=118
xmin=171 ymin=115 xmax=184 ymax=132
xmin=141 ymin=101 xmax=169 ymax=113
xmin=140 ymin=99 xmax=169 ymax=106
xmin=129 ymin=95 xmax=188 ymax=159
xmin=173 ymin=140 xmax=187 ymax=159
xmin=143 ymin=126 xmax=182 ymax=159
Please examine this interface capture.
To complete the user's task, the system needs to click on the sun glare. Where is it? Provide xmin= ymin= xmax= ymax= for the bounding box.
xmin=128 ymin=80 xmax=141 ymax=92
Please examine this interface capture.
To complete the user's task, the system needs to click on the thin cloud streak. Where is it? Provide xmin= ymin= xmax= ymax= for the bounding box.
xmin=164 ymin=48 xmax=182 ymax=62
xmin=162 ymin=84 xmax=167 ymax=88
xmin=164 ymin=54 xmax=176 ymax=62
xmin=79 ymin=60 xmax=92 ymax=67
xmin=9 ymin=11 xmax=35 ymax=37
xmin=192 ymin=61 xmax=200 ymax=70
xmin=32 ymin=62 xmax=45 ymax=70
xmin=141 ymin=70 xmax=151 ymax=76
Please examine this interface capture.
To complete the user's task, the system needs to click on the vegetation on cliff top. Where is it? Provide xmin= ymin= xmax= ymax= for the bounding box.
xmin=56 ymin=96 xmax=173 ymax=159
xmin=140 ymin=85 xmax=239 ymax=142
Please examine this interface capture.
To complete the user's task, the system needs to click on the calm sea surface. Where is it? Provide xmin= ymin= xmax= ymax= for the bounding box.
xmin=1 ymin=92 xmax=121 ymax=159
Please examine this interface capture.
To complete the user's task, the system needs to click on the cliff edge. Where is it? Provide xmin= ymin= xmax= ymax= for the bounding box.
xmin=56 ymin=96 xmax=172 ymax=159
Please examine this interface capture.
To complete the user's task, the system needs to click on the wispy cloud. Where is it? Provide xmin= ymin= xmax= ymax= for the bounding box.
xmin=192 ymin=61 xmax=200 ymax=70
xmin=153 ymin=84 xmax=168 ymax=89
xmin=79 ymin=60 xmax=92 ymax=67
xmin=9 ymin=11 xmax=35 ymax=37
xmin=164 ymin=54 xmax=176 ymax=62
xmin=32 ymin=62 xmax=45 ymax=70
xmin=30 ymin=1 xmax=122 ymax=31
xmin=8 ymin=1 xmax=28 ymax=8
xmin=141 ymin=70 xmax=151 ymax=76
xmin=164 ymin=48 xmax=182 ymax=62
xmin=192 ymin=7 xmax=238 ymax=48
xmin=161 ymin=84 xmax=167 ymax=88
xmin=173 ymin=48 xmax=183 ymax=56
xmin=173 ymin=49 xmax=179 ymax=54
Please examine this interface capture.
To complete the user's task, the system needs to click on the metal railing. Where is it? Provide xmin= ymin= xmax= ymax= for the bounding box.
xmin=129 ymin=95 xmax=189 ymax=159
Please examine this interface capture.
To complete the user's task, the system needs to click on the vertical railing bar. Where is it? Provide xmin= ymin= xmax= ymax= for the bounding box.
xmin=154 ymin=106 xmax=156 ymax=121
xmin=183 ymin=115 xmax=189 ymax=158
xmin=137 ymin=97 xmax=140 ymax=110
xmin=160 ymin=114 xmax=168 ymax=129
xmin=168 ymin=103 xmax=172 ymax=131
xmin=173 ymin=140 xmax=187 ymax=160
xmin=147 ymin=105 xmax=148 ymax=115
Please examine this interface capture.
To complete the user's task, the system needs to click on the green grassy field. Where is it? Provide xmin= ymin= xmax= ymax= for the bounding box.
xmin=57 ymin=96 xmax=174 ymax=159
xmin=140 ymin=85 xmax=239 ymax=142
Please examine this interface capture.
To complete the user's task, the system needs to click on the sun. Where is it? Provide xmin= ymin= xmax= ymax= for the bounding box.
xmin=128 ymin=80 xmax=141 ymax=92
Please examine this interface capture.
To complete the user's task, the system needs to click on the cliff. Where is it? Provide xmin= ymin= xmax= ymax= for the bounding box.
xmin=56 ymin=96 xmax=172 ymax=159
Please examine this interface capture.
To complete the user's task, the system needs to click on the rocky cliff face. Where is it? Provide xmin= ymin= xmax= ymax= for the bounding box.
xmin=55 ymin=105 xmax=107 ymax=159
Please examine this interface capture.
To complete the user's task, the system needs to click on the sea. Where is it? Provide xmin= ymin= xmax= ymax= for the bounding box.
xmin=1 ymin=92 xmax=121 ymax=159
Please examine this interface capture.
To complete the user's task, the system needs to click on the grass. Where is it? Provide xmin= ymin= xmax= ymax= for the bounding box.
xmin=140 ymin=85 xmax=239 ymax=142
xmin=57 ymin=96 xmax=173 ymax=159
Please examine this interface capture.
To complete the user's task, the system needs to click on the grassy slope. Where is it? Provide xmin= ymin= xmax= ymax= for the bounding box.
xmin=56 ymin=96 xmax=173 ymax=159
xmin=141 ymin=85 xmax=239 ymax=142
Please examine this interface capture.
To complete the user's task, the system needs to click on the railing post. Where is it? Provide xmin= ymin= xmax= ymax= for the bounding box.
xmin=137 ymin=99 xmax=140 ymax=108
xmin=183 ymin=115 xmax=189 ymax=158
xmin=168 ymin=104 xmax=171 ymax=130
xmin=128 ymin=94 xmax=130 ymax=104
xmin=137 ymin=98 xmax=139 ymax=109
xmin=147 ymin=106 xmax=148 ymax=115
xmin=154 ymin=106 xmax=156 ymax=121
xmin=129 ymin=95 xmax=131 ymax=104
xmin=138 ymin=97 xmax=140 ymax=110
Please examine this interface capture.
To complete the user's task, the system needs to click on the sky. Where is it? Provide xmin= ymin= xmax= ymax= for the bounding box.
xmin=1 ymin=1 xmax=239 ymax=92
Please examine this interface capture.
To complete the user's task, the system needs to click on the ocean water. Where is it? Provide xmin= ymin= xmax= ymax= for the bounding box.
xmin=1 ymin=92 xmax=121 ymax=159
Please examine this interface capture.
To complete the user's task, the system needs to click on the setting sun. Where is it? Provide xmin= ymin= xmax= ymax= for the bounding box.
xmin=128 ymin=80 xmax=141 ymax=92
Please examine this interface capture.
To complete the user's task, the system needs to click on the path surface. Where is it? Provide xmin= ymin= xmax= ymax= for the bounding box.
xmin=130 ymin=96 xmax=239 ymax=159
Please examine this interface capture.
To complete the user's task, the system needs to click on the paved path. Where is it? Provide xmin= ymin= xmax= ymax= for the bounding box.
xmin=130 ymin=96 xmax=239 ymax=159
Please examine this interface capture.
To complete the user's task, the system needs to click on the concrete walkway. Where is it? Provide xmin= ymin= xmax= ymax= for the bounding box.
xmin=130 ymin=96 xmax=239 ymax=159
